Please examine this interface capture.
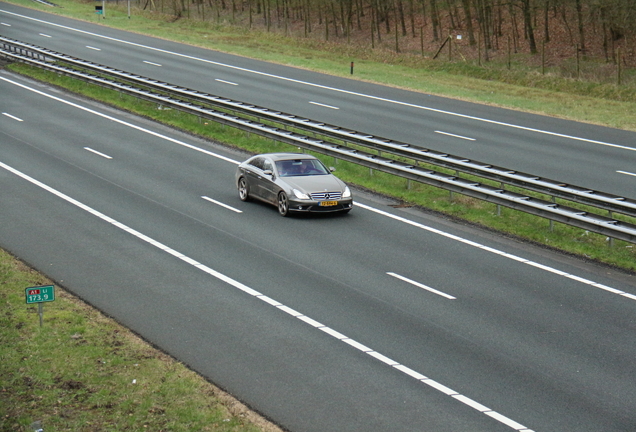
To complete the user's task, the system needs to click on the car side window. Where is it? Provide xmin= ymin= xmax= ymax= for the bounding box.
xmin=249 ymin=157 xmax=264 ymax=170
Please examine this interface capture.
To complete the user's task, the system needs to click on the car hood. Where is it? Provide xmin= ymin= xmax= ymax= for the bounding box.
xmin=282 ymin=175 xmax=345 ymax=192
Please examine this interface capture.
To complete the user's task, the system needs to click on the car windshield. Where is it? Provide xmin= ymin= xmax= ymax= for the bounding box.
xmin=276 ymin=159 xmax=330 ymax=177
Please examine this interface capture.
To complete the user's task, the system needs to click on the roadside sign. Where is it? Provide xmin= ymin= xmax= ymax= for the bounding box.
xmin=25 ymin=285 xmax=55 ymax=304
xmin=25 ymin=285 xmax=55 ymax=327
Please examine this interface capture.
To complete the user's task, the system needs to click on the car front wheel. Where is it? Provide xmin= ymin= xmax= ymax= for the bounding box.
xmin=238 ymin=177 xmax=250 ymax=201
xmin=277 ymin=192 xmax=289 ymax=217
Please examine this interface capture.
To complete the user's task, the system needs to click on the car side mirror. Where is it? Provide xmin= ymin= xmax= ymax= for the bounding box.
xmin=329 ymin=167 xmax=336 ymax=172
xmin=263 ymin=169 xmax=273 ymax=176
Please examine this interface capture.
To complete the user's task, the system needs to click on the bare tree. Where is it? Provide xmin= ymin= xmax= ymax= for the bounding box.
xmin=397 ymin=0 xmax=407 ymax=36
xmin=520 ymin=0 xmax=538 ymax=53
xmin=429 ymin=0 xmax=440 ymax=41
xmin=460 ymin=0 xmax=476 ymax=45
xmin=475 ymin=0 xmax=492 ymax=50
xmin=575 ymin=0 xmax=585 ymax=54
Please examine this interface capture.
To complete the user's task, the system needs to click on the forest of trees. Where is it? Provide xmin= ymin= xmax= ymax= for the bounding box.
xmin=136 ymin=0 xmax=635 ymax=67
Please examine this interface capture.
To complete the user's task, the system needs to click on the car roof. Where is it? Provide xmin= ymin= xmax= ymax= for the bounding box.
xmin=256 ymin=153 xmax=318 ymax=162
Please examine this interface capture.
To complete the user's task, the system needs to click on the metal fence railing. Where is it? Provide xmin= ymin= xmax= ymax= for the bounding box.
xmin=2 ymin=35 xmax=635 ymax=243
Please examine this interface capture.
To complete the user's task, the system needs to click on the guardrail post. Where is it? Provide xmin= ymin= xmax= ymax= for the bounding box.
xmin=549 ymin=196 xmax=556 ymax=231
xmin=608 ymin=211 xmax=614 ymax=247
xmin=496 ymin=182 xmax=505 ymax=216
xmin=407 ymin=161 xmax=418 ymax=190
xmin=549 ymin=219 xmax=554 ymax=232
xmin=449 ymin=171 xmax=460 ymax=200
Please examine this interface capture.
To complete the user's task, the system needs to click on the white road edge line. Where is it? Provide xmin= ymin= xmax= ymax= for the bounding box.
xmin=215 ymin=79 xmax=238 ymax=86
xmin=0 ymin=159 xmax=534 ymax=432
xmin=2 ymin=112 xmax=23 ymax=121
xmin=435 ymin=130 xmax=476 ymax=141
xmin=201 ymin=196 xmax=242 ymax=213
xmin=355 ymin=202 xmax=633 ymax=302
xmin=3 ymin=75 xmax=629 ymax=304
xmin=0 ymin=76 xmax=240 ymax=165
xmin=83 ymin=147 xmax=112 ymax=159
xmin=309 ymin=101 xmax=340 ymax=110
xmin=387 ymin=272 xmax=456 ymax=299
xmin=617 ymin=170 xmax=636 ymax=177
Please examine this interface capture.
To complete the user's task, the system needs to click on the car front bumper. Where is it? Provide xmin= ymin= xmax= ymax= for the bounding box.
xmin=288 ymin=199 xmax=353 ymax=213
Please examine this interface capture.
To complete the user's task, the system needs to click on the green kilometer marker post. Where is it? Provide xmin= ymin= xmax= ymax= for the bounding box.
xmin=25 ymin=285 xmax=55 ymax=327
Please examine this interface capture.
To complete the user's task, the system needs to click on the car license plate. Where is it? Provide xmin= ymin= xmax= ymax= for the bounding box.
xmin=320 ymin=200 xmax=338 ymax=207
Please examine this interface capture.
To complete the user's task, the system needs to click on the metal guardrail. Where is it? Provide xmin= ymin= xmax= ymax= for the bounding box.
xmin=2 ymin=36 xmax=636 ymax=243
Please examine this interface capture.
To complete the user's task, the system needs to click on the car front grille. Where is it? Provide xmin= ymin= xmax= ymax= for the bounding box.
xmin=310 ymin=191 xmax=343 ymax=200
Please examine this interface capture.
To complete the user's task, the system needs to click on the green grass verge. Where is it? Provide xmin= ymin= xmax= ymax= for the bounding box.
xmin=0 ymin=248 xmax=280 ymax=432
xmin=6 ymin=62 xmax=635 ymax=272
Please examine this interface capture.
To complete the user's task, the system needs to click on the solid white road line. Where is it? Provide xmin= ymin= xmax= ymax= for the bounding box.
xmin=387 ymin=272 xmax=456 ymax=299
xmin=356 ymin=202 xmax=634 ymax=302
xmin=0 ymin=76 xmax=240 ymax=165
xmin=83 ymin=147 xmax=112 ymax=159
xmin=201 ymin=196 xmax=242 ymax=213
xmin=0 ymin=158 xmax=534 ymax=431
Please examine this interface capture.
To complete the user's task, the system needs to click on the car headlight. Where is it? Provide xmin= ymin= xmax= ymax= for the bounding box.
xmin=342 ymin=186 xmax=351 ymax=198
xmin=293 ymin=189 xmax=310 ymax=200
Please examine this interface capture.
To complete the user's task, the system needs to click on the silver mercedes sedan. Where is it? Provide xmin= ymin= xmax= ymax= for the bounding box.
xmin=235 ymin=153 xmax=353 ymax=216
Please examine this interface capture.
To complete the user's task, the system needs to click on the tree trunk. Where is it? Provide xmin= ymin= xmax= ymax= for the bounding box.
xmin=543 ymin=0 xmax=550 ymax=43
xmin=409 ymin=0 xmax=415 ymax=37
xmin=398 ymin=0 xmax=407 ymax=36
xmin=521 ymin=0 xmax=538 ymax=54
xmin=429 ymin=0 xmax=440 ymax=41
xmin=575 ymin=0 xmax=586 ymax=54
xmin=460 ymin=0 xmax=476 ymax=45
xmin=475 ymin=0 xmax=491 ymax=50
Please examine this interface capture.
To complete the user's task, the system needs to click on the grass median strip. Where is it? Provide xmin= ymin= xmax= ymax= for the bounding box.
xmin=0 ymin=249 xmax=281 ymax=432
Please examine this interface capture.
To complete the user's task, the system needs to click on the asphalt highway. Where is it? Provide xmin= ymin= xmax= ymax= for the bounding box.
xmin=1 ymin=2 xmax=636 ymax=199
xmin=2 ymin=71 xmax=636 ymax=431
